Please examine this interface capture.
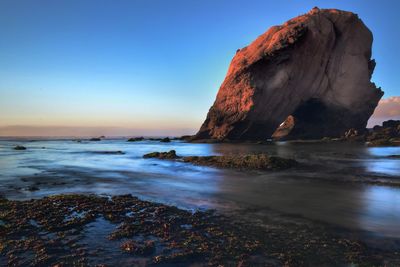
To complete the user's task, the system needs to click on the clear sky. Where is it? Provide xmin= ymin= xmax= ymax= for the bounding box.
xmin=0 ymin=0 xmax=399 ymax=136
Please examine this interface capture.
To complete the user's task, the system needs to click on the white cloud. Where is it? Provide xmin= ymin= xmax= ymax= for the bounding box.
xmin=368 ymin=96 xmax=400 ymax=127
xmin=371 ymin=97 xmax=400 ymax=117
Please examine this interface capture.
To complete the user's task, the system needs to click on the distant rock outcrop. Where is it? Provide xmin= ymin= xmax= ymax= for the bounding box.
xmin=195 ymin=7 xmax=383 ymax=141
xmin=367 ymin=120 xmax=400 ymax=146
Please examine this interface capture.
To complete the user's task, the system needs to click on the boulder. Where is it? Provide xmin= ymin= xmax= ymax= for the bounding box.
xmin=367 ymin=120 xmax=400 ymax=146
xmin=143 ymin=150 xmax=179 ymax=159
xmin=195 ymin=7 xmax=383 ymax=141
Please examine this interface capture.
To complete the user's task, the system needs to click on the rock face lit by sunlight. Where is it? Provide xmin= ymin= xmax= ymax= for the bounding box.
xmin=195 ymin=8 xmax=383 ymax=141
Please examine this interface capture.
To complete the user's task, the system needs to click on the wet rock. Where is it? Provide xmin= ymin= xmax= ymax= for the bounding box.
xmin=194 ymin=8 xmax=383 ymax=141
xmin=382 ymin=120 xmax=400 ymax=128
xmin=143 ymin=150 xmax=179 ymax=159
xmin=177 ymin=135 xmax=193 ymax=141
xmin=121 ymin=240 xmax=155 ymax=255
xmin=127 ymin=137 xmax=144 ymax=142
xmin=120 ymin=240 xmax=137 ymax=253
xmin=0 ymin=194 xmax=398 ymax=266
xmin=160 ymin=137 xmax=171 ymax=143
xmin=272 ymin=116 xmax=295 ymax=140
xmin=183 ymin=154 xmax=297 ymax=170
xmin=89 ymin=138 xmax=101 ymax=141
xmin=367 ymin=138 xmax=400 ymax=147
xmin=27 ymin=186 xmax=39 ymax=191
xmin=141 ymin=240 xmax=156 ymax=255
xmin=143 ymin=151 xmax=297 ymax=170
xmin=94 ymin=151 xmax=125 ymax=155
xmin=344 ymin=129 xmax=359 ymax=139
xmin=13 ymin=145 xmax=27 ymax=150
xmin=367 ymin=120 xmax=400 ymax=146
xmin=340 ymin=128 xmax=366 ymax=142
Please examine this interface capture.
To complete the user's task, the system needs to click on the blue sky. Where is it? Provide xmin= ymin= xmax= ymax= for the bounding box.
xmin=0 ymin=0 xmax=399 ymax=136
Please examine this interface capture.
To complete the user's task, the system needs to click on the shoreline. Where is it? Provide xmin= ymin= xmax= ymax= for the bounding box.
xmin=1 ymin=138 xmax=400 ymax=266
xmin=1 ymin=193 xmax=399 ymax=266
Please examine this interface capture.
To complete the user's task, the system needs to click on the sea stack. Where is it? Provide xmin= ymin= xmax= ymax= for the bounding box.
xmin=195 ymin=7 xmax=383 ymax=141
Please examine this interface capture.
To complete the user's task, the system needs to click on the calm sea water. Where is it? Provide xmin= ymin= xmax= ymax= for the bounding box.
xmin=0 ymin=138 xmax=399 ymax=241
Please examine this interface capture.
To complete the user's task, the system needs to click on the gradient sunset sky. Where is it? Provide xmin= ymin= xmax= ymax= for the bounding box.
xmin=1 ymin=0 xmax=399 ymax=136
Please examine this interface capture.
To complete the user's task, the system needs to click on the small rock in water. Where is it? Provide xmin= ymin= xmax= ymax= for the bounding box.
xmin=27 ymin=186 xmax=39 ymax=191
xmin=143 ymin=150 xmax=179 ymax=159
xmin=100 ymin=151 xmax=125 ymax=155
xmin=143 ymin=150 xmax=297 ymax=170
xmin=367 ymin=120 xmax=400 ymax=147
xmin=127 ymin=137 xmax=144 ymax=142
xmin=120 ymin=240 xmax=137 ymax=253
xmin=160 ymin=137 xmax=171 ymax=143
xmin=13 ymin=145 xmax=27 ymax=150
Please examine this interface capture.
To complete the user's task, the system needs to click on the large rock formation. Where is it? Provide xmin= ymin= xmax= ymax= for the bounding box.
xmin=195 ymin=7 xmax=383 ymax=141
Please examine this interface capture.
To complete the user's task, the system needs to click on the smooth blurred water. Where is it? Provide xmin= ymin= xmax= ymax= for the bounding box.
xmin=0 ymin=138 xmax=399 ymax=240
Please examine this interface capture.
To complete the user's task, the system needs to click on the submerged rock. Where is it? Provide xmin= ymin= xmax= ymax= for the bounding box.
xmin=195 ymin=7 xmax=383 ymax=141
xmin=94 ymin=151 xmax=125 ymax=155
xmin=27 ymin=186 xmax=39 ymax=191
xmin=13 ymin=145 xmax=27 ymax=150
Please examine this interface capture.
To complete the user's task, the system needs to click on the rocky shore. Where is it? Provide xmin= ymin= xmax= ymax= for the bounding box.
xmin=1 ymin=194 xmax=399 ymax=266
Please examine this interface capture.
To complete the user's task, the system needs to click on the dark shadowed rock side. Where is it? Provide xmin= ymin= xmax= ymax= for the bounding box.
xmin=337 ymin=120 xmax=400 ymax=146
xmin=194 ymin=7 xmax=383 ymax=141
xmin=367 ymin=120 xmax=400 ymax=146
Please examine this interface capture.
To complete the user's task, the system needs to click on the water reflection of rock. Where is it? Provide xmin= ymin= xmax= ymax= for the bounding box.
xmin=210 ymin=142 xmax=400 ymax=240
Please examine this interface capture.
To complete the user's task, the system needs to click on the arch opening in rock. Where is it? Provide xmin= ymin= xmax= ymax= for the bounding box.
xmin=272 ymin=98 xmax=368 ymax=140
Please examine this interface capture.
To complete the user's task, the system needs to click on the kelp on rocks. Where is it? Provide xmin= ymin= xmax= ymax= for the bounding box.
xmin=0 ymin=194 xmax=398 ymax=266
xmin=143 ymin=150 xmax=297 ymax=170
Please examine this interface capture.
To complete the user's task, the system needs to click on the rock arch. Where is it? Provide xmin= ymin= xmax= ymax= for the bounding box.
xmin=194 ymin=8 xmax=383 ymax=141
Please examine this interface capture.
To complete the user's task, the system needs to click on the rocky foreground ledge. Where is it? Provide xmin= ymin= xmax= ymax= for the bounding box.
xmin=1 ymin=194 xmax=398 ymax=266
xmin=143 ymin=150 xmax=297 ymax=170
